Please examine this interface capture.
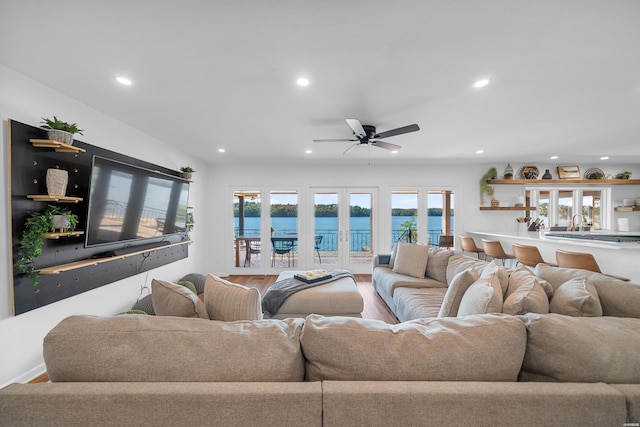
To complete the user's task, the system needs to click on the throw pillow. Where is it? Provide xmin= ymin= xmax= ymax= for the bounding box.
xmin=177 ymin=280 xmax=197 ymax=294
xmin=502 ymin=278 xmax=549 ymax=315
xmin=480 ymin=260 xmax=509 ymax=297
xmin=392 ymin=243 xmax=429 ymax=279
xmin=131 ymin=294 xmax=155 ymax=315
xmin=179 ymin=272 xmax=207 ymax=294
xmin=507 ymin=264 xmax=553 ymax=299
xmin=549 ymin=276 xmax=602 ymax=317
xmin=438 ymin=268 xmax=480 ymax=317
xmin=388 ymin=242 xmax=399 ymax=269
xmin=426 ymin=247 xmax=455 ymax=283
xmin=151 ymin=279 xmax=209 ymax=319
xmin=204 ymin=274 xmax=263 ymax=321
xmin=457 ymin=274 xmax=503 ymax=316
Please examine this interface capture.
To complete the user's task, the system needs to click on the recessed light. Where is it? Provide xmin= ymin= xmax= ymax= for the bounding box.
xmin=218 ymin=148 xmax=226 ymax=153
xmin=600 ymin=156 xmax=609 ymax=160
xmin=476 ymin=150 xmax=484 ymax=154
xmin=305 ymin=149 xmax=312 ymax=154
xmin=116 ymin=76 xmax=132 ymax=85
xmin=391 ymin=150 xmax=399 ymax=154
xmin=296 ymin=77 xmax=309 ymax=87
xmin=473 ymin=78 xmax=490 ymax=88
xmin=550 ymin=155 xmax=558 ymax=160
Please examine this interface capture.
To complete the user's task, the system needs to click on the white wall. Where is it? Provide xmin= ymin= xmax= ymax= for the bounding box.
xmin=0 ymin=65 xmax=207 ymax=387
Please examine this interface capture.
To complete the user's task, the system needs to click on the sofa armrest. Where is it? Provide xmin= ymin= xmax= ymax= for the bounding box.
xmin=373 ymin=254 xmax=391 ymax=268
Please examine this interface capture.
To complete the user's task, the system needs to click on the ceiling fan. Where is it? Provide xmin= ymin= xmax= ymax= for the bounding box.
xmin=313 ymin=119 xmax=420 ymax=154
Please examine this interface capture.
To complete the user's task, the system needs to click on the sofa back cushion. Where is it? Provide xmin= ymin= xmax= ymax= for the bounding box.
xmin=457 ymin=274 xmax=504 ymax=316
xmin=534 ymin=263 xmax=639 ymax=318
xmin=521 ymin=313 xmax=640 ymax=383
xmin=300 ymin=314 xmax=526 ymax=382
xmin=392 ymin=243 xmax=429 ymax=279
xmin=549 ymin=276 xmax=602 ymax=317
xmin=446 ymin=254 xmax=487 ymax=284
xmin=426 ymin=248 xmax=454 ymax=283
xmin=44 ymin=315 xmax=305 ymax=382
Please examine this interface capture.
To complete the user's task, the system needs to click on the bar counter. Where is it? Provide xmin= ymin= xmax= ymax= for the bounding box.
xmin=467 ymin=230 xmax=640 ymax=283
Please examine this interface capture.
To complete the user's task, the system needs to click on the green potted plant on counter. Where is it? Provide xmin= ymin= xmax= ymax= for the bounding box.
xmin=40 ymin=116 xmax=84 ymax=146
xmin=17 ymin=205 xmax=78 ymax=285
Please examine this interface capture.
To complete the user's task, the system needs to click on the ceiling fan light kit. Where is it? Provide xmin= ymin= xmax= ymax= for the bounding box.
xmin=314 ymin=118 xmax=420 ymax=154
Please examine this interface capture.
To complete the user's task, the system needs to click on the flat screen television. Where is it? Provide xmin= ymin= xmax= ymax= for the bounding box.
xmin=85 ymin=155 xmax=190 ymax=248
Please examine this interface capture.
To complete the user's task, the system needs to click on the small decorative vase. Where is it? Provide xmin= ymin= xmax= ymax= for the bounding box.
xmin=46 ymin=168 xmax=68 ymax=196
xmin=514 ymin=195 xmax=525 ymax=207
xmin=52 ymin=215 xmax=71 ymax=232
xmin=542 ymin=169 xmax=552 ymax=180
xmin=490 ymin=199 xmax=500 ymax=207
xmin=503 ymin=163 xmax=514 ymax=179
xmin=47 ymin=129 xmax=74 ymax=145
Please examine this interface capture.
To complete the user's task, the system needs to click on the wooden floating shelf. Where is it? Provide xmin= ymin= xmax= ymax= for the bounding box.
xmin=614 ymin=206 xmax=640 ymax=212
xmin=480 ymin=206 xmax=537 ymax=211
xmin=38 ymin=240 xmax=192 ymax=275
xmin=30 ymin=139 xmax=86 ymax=153
xmin=488 ymin=179 xmax=640 ymax=185
xmin=43 ymin=231 xmax=84 ymax=239
xmin=27 ymin=195 xmax=83 ymax=203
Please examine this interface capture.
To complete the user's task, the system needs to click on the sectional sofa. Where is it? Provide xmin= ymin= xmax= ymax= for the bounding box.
xmin=1 ymin=247 xmax=639 ymax=426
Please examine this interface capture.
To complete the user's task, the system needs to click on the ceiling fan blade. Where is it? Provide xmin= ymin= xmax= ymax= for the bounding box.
xmin=345 ymin=118 xmax=366 ymax=139
xmin=374 ymin=124 xmax=420 ymax=139
xmin=343 ymin=143 xmax=359 ymax=155
xmin=371 ymin=140 xmax=401 ymax=151
xmin=313 ymin=138 xmax=358 ymax=142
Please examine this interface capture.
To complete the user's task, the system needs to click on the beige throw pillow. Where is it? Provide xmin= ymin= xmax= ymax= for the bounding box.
xmin=392 ymin=243 xmax=429 ymax=279
xmin=507 ymin=264 xmax=553 ymax=299
xmin=151 ymin=279 xmax=209 ymax=319
xmin=457 ymin=274 xmax=504 ymax=316
xmin=480 ymin=260 xmax=509 ymax=296
xmin=549 ymin=276 xmax=602 ymax=317
xmin=438 ymin=268 xmax=480 ymax=317
xmin=502 ymin=279 xmax=549 ymax=315
xmin=204 ymin=274 xmax=263 ymax=321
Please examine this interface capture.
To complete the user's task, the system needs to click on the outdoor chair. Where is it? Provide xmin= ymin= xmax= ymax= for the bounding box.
xmin=244 ymin=239 xmax=261 ymax=267
xmin=314 ymin=235 xmax=323 ymax=263
xmin=437 ymin=235 xmax=454 ymax=249
xmin=272 ymin=238 xmax=296 ymax=267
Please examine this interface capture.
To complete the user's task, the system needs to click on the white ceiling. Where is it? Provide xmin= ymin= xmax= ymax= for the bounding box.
xmin=1 ymin=0 xmax=639 ymax=166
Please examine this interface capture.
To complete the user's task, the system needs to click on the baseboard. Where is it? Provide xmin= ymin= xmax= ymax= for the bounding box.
xmin=1 ymin=363 xmax=46 ymax=389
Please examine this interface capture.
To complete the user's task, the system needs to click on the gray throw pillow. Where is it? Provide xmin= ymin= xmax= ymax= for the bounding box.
xmin=180 ymin=272 xmax=207 ymax=294
xmin=131 ymin=294 xmax=155 ymax=315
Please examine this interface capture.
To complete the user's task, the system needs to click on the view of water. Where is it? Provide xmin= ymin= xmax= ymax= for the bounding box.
xmin=235 ymin=216 xmax=453 ymax=251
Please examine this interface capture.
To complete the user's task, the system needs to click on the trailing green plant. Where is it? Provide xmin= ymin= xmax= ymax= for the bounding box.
xmin=180 ymin=166 xmax=195 ymax=173
xmin=17 ymin=205 xmax=79 ymax=286
xmin=398 ymin=215 xmax=417 ymax=243
xmin=480 ymin=167 xmax=498 ymax=204
xmin=40 ymin=116 xmax=84 ymax=135
xmin=185 ymin=212 xmax=195 ymax=236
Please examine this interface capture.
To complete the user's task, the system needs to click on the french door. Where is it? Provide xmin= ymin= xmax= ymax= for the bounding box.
xmin=312 ymin=188 xmax=376 ymax=274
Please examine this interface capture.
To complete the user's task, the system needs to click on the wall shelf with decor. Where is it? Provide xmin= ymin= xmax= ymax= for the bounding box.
xmin=614 ymin=207 xmax=640 ymax=212
xmin=479 ymin=206 xmax=537 ymax=211
xmin=42 ymin=231 xmax=84 ymax=239
xmin=27 ymin=195 xmax=83 ymax=203
xmin=487 ymin=179 xmax=640 ymax=185
xmin=30 ymin=138 xmax=86 ymax=153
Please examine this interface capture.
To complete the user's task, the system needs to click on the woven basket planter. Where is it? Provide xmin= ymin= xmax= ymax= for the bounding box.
xmin=47 ymin=129 xmax=74 ymax=145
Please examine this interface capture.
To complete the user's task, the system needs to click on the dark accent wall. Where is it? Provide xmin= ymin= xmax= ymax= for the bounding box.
xmin=9 ymin=119 xmax=189 ymax=315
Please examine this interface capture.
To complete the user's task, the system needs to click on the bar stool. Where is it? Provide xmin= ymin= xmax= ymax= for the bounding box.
xmin=459 ymin=236 xmax=485 ymax=259
xmin=555 ymin=250 xmax=630 ymax=281
xmin=481 ymin=239 xmax=515 ymax=266
xmin=438 ymin=235 xmax=454 ymax=249
xmin=512 ymin=243 xmax=549 ymax=267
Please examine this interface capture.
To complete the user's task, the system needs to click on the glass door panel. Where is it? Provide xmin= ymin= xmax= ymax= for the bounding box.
xmin=391 ymin=191 xmax=418 ymax=247
xmin=349 ymin=192 xmax=373 ymax=265
xmin=427 ymin=190 xmax=454 ymax=247
xmin=233 ymin=190 xmax=261 ymax=268
xmin=557 ymin=191 xmax=573 ymax=228
xmin=314 ymin=192 xmax=339 ymax=266
xmin=270 ymin=191 xmax=298 ymax=268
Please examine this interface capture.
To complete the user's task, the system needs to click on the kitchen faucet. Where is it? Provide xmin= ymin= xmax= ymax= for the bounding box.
xmin=571 ymin=213 xmax=585 ymax=231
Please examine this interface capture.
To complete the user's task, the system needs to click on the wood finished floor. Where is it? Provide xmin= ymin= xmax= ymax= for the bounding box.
xmin=227 ymin=274 xmax=398 ymax=324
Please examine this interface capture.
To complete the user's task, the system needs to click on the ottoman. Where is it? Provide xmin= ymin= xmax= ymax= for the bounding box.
xmin=267 ymin=271 xmax=364 ymax=319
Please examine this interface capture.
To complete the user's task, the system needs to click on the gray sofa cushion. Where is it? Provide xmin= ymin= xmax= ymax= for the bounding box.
xmin=549 ymin=276 xmax=602 ymax=317
xmin=520 ymin=313 xmax=640 ymax=383
xmin=446 ymin=254 xmax=487 ymax=284
xmin=393 ymin=287 xmax=448 ymax=322
xmin=534 ymin=263 xmax=640 ymax=318
xmin=301 ymin=314 xmax=526 ymax=382
xmin=44 ymin=315 xmax=305 ymax=382
xmin=426 ymin=247 xmax=454 ymax=283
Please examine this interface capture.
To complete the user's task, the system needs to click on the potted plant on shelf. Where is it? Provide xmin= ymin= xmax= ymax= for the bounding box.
xmin=480 ymin=167 xmax=498 ymax=206
xmin=40 ymin=116 xmax=84 ymax=146
xmin=180 ymin=166 xmax=195 ymax=180
xmin=615 ymin=171 xmax=632 ymax=180
xmin=17 ymin=205 xmax=79 ymax=285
